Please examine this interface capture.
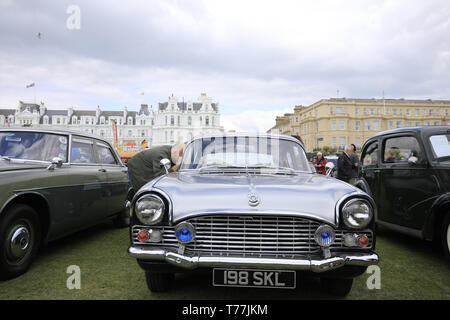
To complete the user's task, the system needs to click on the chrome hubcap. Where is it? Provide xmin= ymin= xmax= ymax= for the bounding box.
xmin=7 ymin=225 xmax=31 ymax=262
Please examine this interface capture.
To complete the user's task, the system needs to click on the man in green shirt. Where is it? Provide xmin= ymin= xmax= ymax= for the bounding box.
xmin=127 ymin=142 xmax=185 ymax=191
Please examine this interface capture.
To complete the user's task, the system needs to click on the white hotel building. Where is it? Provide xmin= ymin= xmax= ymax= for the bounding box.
xmin=0 ymin=93 xmax=224 ymax=147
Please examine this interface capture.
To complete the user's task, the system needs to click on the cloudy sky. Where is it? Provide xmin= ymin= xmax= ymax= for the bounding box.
xmin=0 ymin=0 xmax=449 ymax=132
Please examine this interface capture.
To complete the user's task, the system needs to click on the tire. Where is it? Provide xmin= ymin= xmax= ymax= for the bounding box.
xmin=441 ymin=214 xmax=450 ymax=261
xmin=0 ymin=204 xmax=41 ymax=280
xmin=321 ymin=277 xmax=354 ymax=297
xmin=145 ymin=271 xmax=174 ymax=293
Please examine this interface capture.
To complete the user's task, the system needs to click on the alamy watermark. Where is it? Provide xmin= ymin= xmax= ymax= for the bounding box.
xmin=66 ymin=265 xmax=81 ymax=290
xmin=366 ymin=265 xmax=381 ymax=290
xmin=66 ymin=5 xmax=81 ymax=30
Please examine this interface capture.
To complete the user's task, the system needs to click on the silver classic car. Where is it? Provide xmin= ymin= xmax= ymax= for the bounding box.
xmin=128 ymin=134 xmax=379 ymax=296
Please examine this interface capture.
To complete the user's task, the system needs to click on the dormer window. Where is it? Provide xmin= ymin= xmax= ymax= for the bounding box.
xmin=72 ymin=116 xmax=77 ymax=124
xmin=128 ymin=117 xmax=132 ymax=125
xmin=100 ymin=116 xmax=105 ymax=125
xmin=43 ymin=116 xmax=49 ymax=124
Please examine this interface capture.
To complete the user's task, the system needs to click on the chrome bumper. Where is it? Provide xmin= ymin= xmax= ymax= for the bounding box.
xmin=128 ymin=246 xmax=379 ymax=273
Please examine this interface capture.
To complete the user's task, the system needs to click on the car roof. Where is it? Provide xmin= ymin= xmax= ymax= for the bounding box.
xmin=369 ymin=126 xmax=450 ymax=139
xmin=0 ymin=128 xmax=108 ymax=142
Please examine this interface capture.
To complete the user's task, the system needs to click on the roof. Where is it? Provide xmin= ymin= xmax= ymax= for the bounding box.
xmin=158 ymin=102 xmax=218 ymax=112
xmin=0 ymin=109 xmax=15 ymax=116
xmin=369 ymin=125 xmax=450 ymax=139
xmin=0 ymin=128 xmax=109 ymax=142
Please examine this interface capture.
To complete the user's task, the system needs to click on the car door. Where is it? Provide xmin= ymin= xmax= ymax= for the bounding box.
xmin=94 ymin=140 xmax=129 ymax=216
xmin=360 ymin=139 xmax=380 ymax=198
xmin=378 ymin=133 xmax=439 ymax=229
xmin=68 ymin=136 xmax=108 ymax=227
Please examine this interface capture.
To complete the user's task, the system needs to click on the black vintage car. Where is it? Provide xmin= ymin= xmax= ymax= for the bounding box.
xmin=356 ymin=126 xmax=450 ymax=259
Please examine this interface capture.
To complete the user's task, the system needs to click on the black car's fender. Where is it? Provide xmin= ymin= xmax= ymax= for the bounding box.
xmin=423 ymin=193 xmax=450 ymax=241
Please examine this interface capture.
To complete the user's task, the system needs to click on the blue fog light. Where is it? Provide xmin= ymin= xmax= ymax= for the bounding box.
xmin=314 ymin=225 xmax=335 ymax=247
xmin=174 ymin=222 xmax=195 ymax=243
xmin=176 ymin=229 xmax=192 ymax=242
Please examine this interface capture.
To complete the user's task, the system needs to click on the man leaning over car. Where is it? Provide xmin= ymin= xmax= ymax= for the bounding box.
xmin=127 ymin=142 xmax=185 ymax=192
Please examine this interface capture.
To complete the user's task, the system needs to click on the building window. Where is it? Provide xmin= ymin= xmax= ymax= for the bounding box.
xmin=100 ymin=117 xmax=105 ymax=125
xmin=178 ymin=116 xmax=180 ymax=125
xmin=446 ymin=109 xmax=448 ymax=116
xmin=332 ymin=137 xmax=337 ymax=148
xmin=355 ymin=121 xmax=360 ymax=131
xmin=165 ymin=116 xmax=167 ymax=126
xmin=336 ymin=107 xmax=342 ymax=114
xmin=330 ymin=107 xmax=333 ymax=115
xmin=416 ymin=122 xmax=420 ymax=126
xmin=332 ymin=120 xmax=336 ymax=130
xmin=396 ymin=121 xmax=402 ymax=128
xmin=339 ymin=137 xmax=346 ymax=149
xmin=339 ymin=120 xmax=345 ymax=130
xmin=429 ymin=109 xmax=433 ymax=116
xmin=392 ymin=108 xmax=397 ymax=115
xmin=434 ymin=121 xmax=439 ymax=126
xmin=128 ymin=117 xmax=132 ymax=125
xmin=355 ymin=108 xmax=360 ymax=115
xmin=370 ymin=108 xmax=374 ymax=115
xmin=373 ymin=120 xmax=379 ymax=131
xmin=188 ymin=116 xmax=192 ymax=126
xmin=206 ymin=116 xmax=210 ymax=126
xmin=406 ymin=109 xmax=411 ymax=116
xmin=356 ymin=137 xmax=361 ymax=149
xmin=170 ymin=116 xmax=174 ymax=126
xmin=365 ymin=121 xmax=370 ymax=131
xmin=406 ymin=122 xmax=411 ymax=127
xmin=57 ymin=118 xmax=60 ymax=125
xmin=389 ymin=121 xmax=393 ymax=129
xmin=415 ymin=109 xmax=420 ymax=116
xmin=364 ymin=108 xmax=367 ymax=115
xmin=128 ymin=130 xmax=132 ymax=136
xmin=296 ymin=117 xmax=298 ymax=123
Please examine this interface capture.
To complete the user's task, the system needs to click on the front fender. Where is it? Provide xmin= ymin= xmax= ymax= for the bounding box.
xmin=423 ymin=192 xmax=450 ymax=241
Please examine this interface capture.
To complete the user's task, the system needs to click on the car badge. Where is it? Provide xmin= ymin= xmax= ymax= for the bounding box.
xmin=248 ymin=193 xmax=260 ymax=207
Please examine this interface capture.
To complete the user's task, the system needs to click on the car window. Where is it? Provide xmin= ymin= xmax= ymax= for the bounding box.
xmin=429 ymin=134 xmax=450 ymax=160
xmin=0 ymin=132 xmax=68 ymax=162
xmin=383 ymin=136 xmax=422 ymax=164
xmin=71 ymin=137 xmax=96 ymax=164
xmin=96 ymin=141 xmax=118 ymax=165
xmin=362 ymin=141 xmax=378 ymax=166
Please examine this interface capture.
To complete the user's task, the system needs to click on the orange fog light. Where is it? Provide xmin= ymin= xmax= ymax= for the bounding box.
xmin=357 ymin=235 xmax=369 ymax=247
xmin=137 ymin=229 xmax=149 ymax=242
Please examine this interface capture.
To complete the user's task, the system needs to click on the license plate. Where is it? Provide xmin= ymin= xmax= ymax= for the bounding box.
xmin=213 ymin=268 xmax=296 ymax=289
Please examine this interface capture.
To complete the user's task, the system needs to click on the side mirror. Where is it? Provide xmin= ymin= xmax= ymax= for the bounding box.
xmin=325 ymin=162 xmax=335 ymax=176
xmin=408 ymin=156 xmax=418 ymax=165
xmin=47 ymin=157 xmax=63 ymax=170
xmin=160 ymin=158 xmax=172 ymax=174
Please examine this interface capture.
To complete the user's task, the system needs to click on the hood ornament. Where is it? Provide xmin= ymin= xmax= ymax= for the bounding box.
xmin=248 ymin=193 xmax=260 ymax=207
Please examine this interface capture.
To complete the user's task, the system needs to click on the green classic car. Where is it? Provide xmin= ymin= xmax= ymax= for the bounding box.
xmin=0 ymin=129 xmax=132 ymax=280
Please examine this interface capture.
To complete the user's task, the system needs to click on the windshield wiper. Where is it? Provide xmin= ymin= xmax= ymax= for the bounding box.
xmin=246 ymin=165 xmax=297 ymax=174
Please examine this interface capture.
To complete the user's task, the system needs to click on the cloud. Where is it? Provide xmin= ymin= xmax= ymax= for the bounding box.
xmin=0 ymin=0 xmax=449 ymax=132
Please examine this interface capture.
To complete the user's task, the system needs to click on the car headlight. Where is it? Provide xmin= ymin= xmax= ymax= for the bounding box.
xmin=341 ymin=198 xmax=373 ymax=229
xmin=135 ymin=194 xmax=165 ymax=225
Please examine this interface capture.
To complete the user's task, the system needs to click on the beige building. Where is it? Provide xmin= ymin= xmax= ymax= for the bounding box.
xmin=267 ymin=113 xmax=294 ymax=135
xmin=270 ymin=98 xmax=450 ymax=152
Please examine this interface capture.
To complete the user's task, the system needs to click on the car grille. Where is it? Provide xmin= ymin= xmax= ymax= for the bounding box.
xmin=132 ymin=215 xmax=373 ymax=256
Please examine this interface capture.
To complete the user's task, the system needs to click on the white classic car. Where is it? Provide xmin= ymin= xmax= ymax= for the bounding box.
xmin=128 ymin=134 xmax=379 ymax=296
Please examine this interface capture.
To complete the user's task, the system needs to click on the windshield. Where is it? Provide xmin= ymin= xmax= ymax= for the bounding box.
xmin=429 ymin=134 xmax=450 ymax=160
xmin=0 ymin=132 xmax=68 ymax=162
xmin=180 ymin=136 xmax=310 ymax=172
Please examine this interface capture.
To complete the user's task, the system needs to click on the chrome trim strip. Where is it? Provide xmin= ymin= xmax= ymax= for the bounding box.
xmin=128 ymin=246 xmax=379 ymax=272
xmin=173 ymin=210 xmax=337 ymax=227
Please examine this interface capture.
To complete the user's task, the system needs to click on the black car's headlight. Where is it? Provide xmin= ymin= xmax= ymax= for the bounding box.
xmin=134 ymin=194 xmax=165 ymax=225
xmin=341 ymin=198 xmax=373 ymax=229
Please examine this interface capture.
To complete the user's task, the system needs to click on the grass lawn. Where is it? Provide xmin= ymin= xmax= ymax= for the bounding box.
xmin=0 ymin=222 xmax=449 ymax=300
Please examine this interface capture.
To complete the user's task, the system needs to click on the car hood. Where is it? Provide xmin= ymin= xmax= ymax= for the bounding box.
xmin=144 ymin=171 xmax=362 ymax=226
xmin=0 ymin=160 xmax=47 ymax=172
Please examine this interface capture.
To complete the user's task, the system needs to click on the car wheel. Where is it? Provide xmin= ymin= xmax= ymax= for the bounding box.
xmin=441 ymin=214 xmax=450 ymax=261
xmin=320 ymin=277 xmax=353 ymax=297
xmin=0 ymin=204 xmax=41 ymax=280
xmin=145 ymin=271 xmax=174 ymax=292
